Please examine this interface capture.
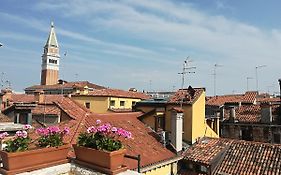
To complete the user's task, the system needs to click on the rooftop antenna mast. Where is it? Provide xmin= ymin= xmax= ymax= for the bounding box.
xmin=213 ymin=64 xmax=222 ymax=96
xmin=246 ymin=77 xmax=253 ymax=91
xmin=1 ymin=72 xmax=5 ymax=89
xmin=178 ymin=56 xmax=196 ymax=108
xmin=61 ymin=51 xmax=67 ymax=97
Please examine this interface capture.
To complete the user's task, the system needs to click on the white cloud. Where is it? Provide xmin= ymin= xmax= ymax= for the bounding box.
xmin=2 ymin=0 xmax=281 ymax=94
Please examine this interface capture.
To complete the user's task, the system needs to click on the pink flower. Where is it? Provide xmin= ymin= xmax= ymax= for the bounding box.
xmin=96 ymin=119 xmax=102 ymax=125
xmin=0 ymin=132 xmax=9 ymax=139
xmin=16 ymin=131 xmax=28 ymax=138
xmin=23 ymin=124 xmax=32 ymax=130
xmin=36 ymin=128 xmax=50 ymax=136
xmin=47 ymin=126 xmax=60 ymax=134
xmin=111 ymin=127 xmax=117 ymax=132
xmin=63 ymin=127 xmax=70 ymax=135
xmin=87 ymin=126 xmax=97 ymax=133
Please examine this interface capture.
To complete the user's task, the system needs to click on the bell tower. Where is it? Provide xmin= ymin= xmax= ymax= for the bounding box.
xmin=40 ymin=22 xmax=60 ymax=85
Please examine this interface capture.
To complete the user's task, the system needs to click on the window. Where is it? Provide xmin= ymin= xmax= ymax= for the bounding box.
xmin=49 ymin=59 xmax=57 ymax=64
xmin=132 ymin=101 xmax=136 ymax=106
xmin=85 ymin=102 xmax=90 ymax=109
xmin=120 ymin=101 xmax=125 ymax=107
xmin=273 ymin=133 xmax=280 ymax=144
xmin=110 ymin=100 xmax=115 ymax=107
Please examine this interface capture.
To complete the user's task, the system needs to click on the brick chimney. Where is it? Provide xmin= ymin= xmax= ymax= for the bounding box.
xmin=34 ymin=90 xmax=45 ymax=104
xmin=171 ymin=108 xmax=183 ymax=152
xmin=261 ymin=102 xmax=272 ymax=123
xmin=1 ymin=88 xmax=12 ymax=108
xmin=0 ymin=93 xmax=3 ymax=113
xmin=229 ymin=106 xmax=236 ymax=122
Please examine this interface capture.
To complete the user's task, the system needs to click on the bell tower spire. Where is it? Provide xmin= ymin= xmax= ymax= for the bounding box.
xmin=40 ymin=21 xmax=60 ymax=85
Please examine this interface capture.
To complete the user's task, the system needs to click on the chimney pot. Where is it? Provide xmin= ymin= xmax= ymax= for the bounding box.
xmin=261 ymin=102 xmax=272 ymax=123
xmin=171 ymin=110 xmax=183 ymax=152
xmin=229 ymin=106 xmax=236 ymax=122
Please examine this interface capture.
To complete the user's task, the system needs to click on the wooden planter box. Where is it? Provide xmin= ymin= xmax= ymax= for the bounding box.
xmin=73 ymin=144 xmax=127 ymax=172
xmin=0 ymin=144 xmax=70 ymax=175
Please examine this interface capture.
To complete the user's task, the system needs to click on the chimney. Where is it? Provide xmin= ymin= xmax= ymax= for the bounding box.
xmin=0 ymin=93 xmax=3 ymax=113
xmin=229 ymin=106 xmax=236 ymax=122
xmin=261 ymin=102 xmax=272 ymax=123
xmin=220 ymin=106 xmax=225 ymax=120
xmin=171 ymin=109 xmax=183 ymax=152
xmin=1 ymin=88 xmax=12 ymax=108
xmin=34 ymin=90 xmax=45 ymax=104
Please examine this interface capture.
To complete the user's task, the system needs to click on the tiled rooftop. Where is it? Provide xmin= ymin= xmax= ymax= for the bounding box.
xmin=32 ymin=104 xmax=60 ymax=116
xmin=53 ymin=98 xmax=176 ymax=170
xmin=74 ymin=88 xmax=150 ymax=100
xmin=184 ymin=138 xmax=232 ymax=165
xmin=214 ymin=140 xmax=281 ymax=175
xmin=10 ymin=94 xmax=64 ymax=105
xmin=223 ymin=104 xmax=280 ymax=123
xmin=206 ymin=91 xmax=258 ymax=106
xmin=168 ymin=86 xmax=204 ymax=104
xmin=25 ymin=81 xmax=106 ymax=91
xmin=0 ymin=113 xmax=12 ymax=122
xmin=184 ymin=137 xmax=281 ymax=175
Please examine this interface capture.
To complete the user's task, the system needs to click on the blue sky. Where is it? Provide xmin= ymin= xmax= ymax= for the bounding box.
xmin=0 ymin=0 xmax=281 ymax=95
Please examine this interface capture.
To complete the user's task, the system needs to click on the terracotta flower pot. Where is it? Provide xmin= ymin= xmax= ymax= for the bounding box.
xmin=0 ymin=144 xmax=70 ymax=174
xmin=73 ymin=144 xmax=126 ymax=170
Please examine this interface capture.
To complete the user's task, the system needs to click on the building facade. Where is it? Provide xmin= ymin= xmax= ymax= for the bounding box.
xmin=135 ymin=86 xmax=219 ymax=144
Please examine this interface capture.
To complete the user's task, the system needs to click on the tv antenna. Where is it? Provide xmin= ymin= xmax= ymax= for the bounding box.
xmin=212 ymin=64 xmax=223 ymax=96
xmin=246 ymin=77 xmax=253 ymax=91
xmin=178 ymin=56 xmax=196 ymax=107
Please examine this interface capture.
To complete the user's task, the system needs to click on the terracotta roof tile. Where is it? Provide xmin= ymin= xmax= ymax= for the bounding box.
xmin=242 ymin=91 xmax=258 ymax=103
xmin=0 ymin=113 xmax=12 ymax=122
xmin=10 ymin=94 xmax=64 ymax=104
xmin=32 ymin=104 xmax=60 ymax=116
xmin=169 ymin=86 xmax=204 ymax=104
xmin=224 ymin=105 xmax=261 ymax=123
xmin=206 ymin=91 xmax=258 ymax=106
xmin=206 ymin=94 xmax=244 ymax=106
xmin=53 ymin=98 xmax=176 ymax=170
xmin=74 ymin=88 xmax=150 ymax=100
xmin=214 ymin=140 xmax=281 ymax=175
xmin=25 ymin=81 xmax=106 ymax=90
xmin=185 ymin=137 xmax=281 ymax=175
xmin=257 ymin=97 xmax=281 ymax=103
xmin=184 ymin=138 xmax=233 ymax=165
xmin=223 ymin=104 xmax=280 ymax=123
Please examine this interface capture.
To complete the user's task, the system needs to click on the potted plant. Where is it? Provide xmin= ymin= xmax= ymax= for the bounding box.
xmin=0 ymin=125 xmax=70 ymax=174
xmin=73 ymin=119 xmax=132 ymax=171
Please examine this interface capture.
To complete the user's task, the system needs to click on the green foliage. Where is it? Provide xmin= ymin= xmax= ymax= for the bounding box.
xmin=4 ymin=137 xmax=31 ymax=153
xmin=77 ymin=132 xmax=123 ymax=152
xmin=38 ymin=133 xmax=64 ymax=147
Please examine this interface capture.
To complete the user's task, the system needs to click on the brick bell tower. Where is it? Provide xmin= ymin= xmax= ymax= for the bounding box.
xmin=40 ymin=22 xmax=60 ymax=85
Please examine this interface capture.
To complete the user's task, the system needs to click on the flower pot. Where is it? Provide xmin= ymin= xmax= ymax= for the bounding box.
xmin=73 ymin=144 xmax=126 ymax=170
xmin=0 ymin=144 xmax=70 ymax=174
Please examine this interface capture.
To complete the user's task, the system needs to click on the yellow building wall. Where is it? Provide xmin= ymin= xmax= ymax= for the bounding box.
xmin=204 ymin=124 xmax=219 ymax=138
xmin=183 ymin=105 xmax=193 ymax=142
xmin=71 ymin=96 xmax=109 ymax=113
xmin=143 ymin=164 xmax=171 ymax=175
xmin=191 ymin=91 xmax=219 ymax=143
xmin=72 ymin=96 xmax=142 ymax=114
xmin=134 ymin=106 xmax=163 ymax=131
xmin=109 ymin=97 xmax=141 ymax=109
xmin=165 ymin=105 xmax=192 ymax=142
